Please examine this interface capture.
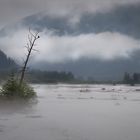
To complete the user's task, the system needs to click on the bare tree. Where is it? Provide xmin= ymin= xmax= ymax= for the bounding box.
xmin=19 ymin=29 xmax=40 ymax=86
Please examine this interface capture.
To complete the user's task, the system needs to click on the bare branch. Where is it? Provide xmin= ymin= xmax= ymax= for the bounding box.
xmin=19 ymin=29 xmax=40 ymax=86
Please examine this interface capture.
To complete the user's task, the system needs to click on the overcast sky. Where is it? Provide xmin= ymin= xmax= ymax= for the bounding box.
xmin=0 ymin=0 xmax=140 ymax=64
xmin=0 ymin=0 xmax=140 ymax=28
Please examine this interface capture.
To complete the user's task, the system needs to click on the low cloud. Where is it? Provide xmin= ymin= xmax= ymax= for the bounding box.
xmin=0 ymin=29 xmax=140 ymax=64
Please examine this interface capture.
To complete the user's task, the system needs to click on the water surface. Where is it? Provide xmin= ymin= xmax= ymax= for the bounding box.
xmin=0 ymin=84 xmax=140 ymax=140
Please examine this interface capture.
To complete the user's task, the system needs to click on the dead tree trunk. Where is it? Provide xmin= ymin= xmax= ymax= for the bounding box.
xmin=19 ymin=29 xmax=40 ymax=86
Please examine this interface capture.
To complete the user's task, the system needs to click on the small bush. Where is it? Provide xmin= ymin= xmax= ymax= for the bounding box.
xmin=0 ymin=75 xmax=36 ymax=98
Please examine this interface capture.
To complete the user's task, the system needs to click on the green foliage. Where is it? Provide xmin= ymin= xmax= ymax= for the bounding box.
xmin=0 ymin=74 xmax=36 ymax=98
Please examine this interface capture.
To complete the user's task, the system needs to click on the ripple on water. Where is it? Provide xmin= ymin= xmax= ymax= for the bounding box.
xmin=25 ymin=115 xmax=42 ymax=119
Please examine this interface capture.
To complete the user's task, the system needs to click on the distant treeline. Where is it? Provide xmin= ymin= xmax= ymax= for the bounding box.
xmin=1 ymin=69 xmax=140 ymax=85
xmin=26 ymin=70 xmax=75 ymax=83
xmin=123 ymin=72 xmax=140 ymax=85
xmin=0 ymin=70 xmax=76 ymax=83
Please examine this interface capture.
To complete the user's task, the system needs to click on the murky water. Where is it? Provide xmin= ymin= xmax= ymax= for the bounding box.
xmin=1 ymin=84 xmax=140 ymax=140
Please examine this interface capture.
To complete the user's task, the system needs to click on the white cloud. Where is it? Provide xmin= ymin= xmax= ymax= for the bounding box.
xmin=0 ymin=29 xmax=140 ymax=64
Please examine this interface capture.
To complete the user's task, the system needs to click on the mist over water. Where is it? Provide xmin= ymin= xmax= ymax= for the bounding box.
xmin=0 ymin=84 xmax=140 ymax=140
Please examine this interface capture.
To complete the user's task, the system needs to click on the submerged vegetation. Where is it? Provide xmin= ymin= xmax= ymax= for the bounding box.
xmin=0 ymin=74 xmax=35 ymax=98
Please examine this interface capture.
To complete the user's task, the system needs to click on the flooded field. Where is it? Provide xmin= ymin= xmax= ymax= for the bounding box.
xmin=1 ymin=84 xmax=140 ymax=140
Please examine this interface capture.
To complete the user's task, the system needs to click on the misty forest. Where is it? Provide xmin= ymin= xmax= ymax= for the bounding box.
xmin=1 ymin=0 xmax=140 ymax=140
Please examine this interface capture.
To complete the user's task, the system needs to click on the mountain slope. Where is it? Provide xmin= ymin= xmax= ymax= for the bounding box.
xmin=0 ymin=50 xmax=17 ymax=70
